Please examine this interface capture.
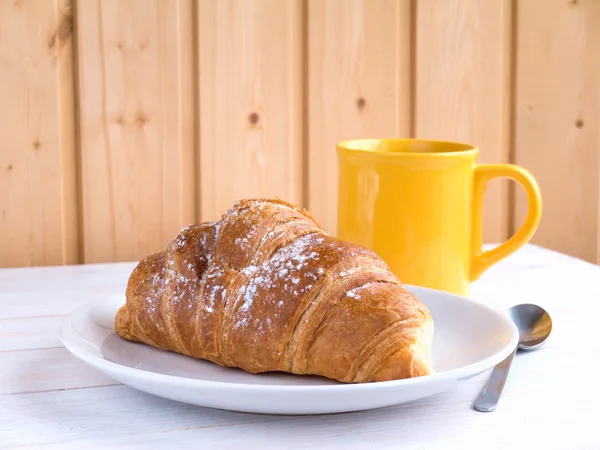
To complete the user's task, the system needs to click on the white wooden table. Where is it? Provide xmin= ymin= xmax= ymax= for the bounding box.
xmin=1 ymin=244 xmax=599 ymax=449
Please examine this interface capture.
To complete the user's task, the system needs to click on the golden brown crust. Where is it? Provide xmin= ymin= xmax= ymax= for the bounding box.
xmin=115 ymin=198 xmax=433 ymax=383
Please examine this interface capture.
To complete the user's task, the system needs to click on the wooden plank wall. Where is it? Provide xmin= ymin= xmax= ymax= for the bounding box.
xmin=514 ymin=0 xmax=600 ymax=263
xmin=198 ymin=0 xmax=303 ymax=221
xmin=77 ymin=0 xmax=196 ymax=263
xmin=415 ymin=0 xmax=512 ymax=244
xmin=0 ymin=0 xmax=78 ymax=267
xmin=1 ymin=0 xmax=599 ymax=268
xmin=308 ymin=0 xmax=411 ymax=234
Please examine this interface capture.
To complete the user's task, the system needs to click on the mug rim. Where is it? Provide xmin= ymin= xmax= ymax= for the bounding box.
xmin=336 ymin=138 xmax=479 ymax=158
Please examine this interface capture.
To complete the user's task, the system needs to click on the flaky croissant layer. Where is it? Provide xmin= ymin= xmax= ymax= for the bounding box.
xmin=115 ymin=198 xmax=433 ymax=383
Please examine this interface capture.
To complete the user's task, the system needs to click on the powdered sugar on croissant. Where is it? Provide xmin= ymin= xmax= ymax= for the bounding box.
xmin=115 ymin=198 xmax=433 ymax=383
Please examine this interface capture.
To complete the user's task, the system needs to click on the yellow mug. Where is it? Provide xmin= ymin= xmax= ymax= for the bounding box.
xmin=336 ymin=138 xmax=542 ymax=297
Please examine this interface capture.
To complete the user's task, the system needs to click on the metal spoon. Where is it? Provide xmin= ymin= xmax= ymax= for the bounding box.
xmin=473 ymin=303 xmax=552 ymax=412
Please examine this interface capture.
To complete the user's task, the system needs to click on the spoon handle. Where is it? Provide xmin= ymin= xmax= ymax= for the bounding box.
xmin=473 ymin=347 xmax=517 ymax=412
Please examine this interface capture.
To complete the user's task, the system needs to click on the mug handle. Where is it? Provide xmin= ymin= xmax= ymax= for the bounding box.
xmin=470 ymin=164 xmax=542 ymax=281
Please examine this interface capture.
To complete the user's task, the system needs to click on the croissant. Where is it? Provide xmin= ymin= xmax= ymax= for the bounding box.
xmin=115 ymin=198 xmax=433 ymax=383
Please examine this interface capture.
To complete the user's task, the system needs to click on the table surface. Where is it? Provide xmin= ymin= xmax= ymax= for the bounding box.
xmin=1 ymin=244 xmax=599 ymax=449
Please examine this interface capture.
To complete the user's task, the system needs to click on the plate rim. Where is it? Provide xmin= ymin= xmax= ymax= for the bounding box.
xmin=59 ymin=284 xmax=519 ymax=393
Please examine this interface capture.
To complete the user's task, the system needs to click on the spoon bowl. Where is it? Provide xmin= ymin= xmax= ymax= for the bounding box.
xmin=508 ymin=303 xmax=552 ymax=350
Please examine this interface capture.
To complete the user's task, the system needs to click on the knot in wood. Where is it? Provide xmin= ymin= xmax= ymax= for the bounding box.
xmin=136 ymin=113 xmax=149 ymax=126
xmin=248 ymin=112 xmax=260 ymax=126
xmin=356 ymin=98 xmax=366 ymax=110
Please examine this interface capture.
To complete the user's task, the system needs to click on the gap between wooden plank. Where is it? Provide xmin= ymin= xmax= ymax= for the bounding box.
xmin=0 ymin=347 xmax=117 ymax=395
xmin=0 ymin=287 xmax=124 ymax=320
xmin=0 ymin=384 xmax=292 ymax=447
xmin=301 ymin=0 xmax=310 ymax=210
xmin=191 ymin=0 xmax=201 ymax=224
xmin=507 ymin=0 xmax=519 ymax=238
xmin=70 ymin=0 xmax=85 ymax=265
xmin=0 ymin=346 xmax=64 ymax=355
xmin=409 ymin=0 xmax=417 ymax=138
xmin=7 ymin=383 xmax=121 ymax=397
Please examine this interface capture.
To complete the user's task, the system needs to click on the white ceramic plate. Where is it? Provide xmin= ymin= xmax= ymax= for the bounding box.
xmin=60 ymin=286 xmax=518 ymax=415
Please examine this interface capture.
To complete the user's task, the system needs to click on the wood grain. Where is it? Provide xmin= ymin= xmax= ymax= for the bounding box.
xmin=198 ymin=0 xmax=303 ymax=221
xmin=76 ymin=0 xmax=196 ymax=263
xmin=514 ymin=0 xmax=600 ymax=263
xmin=415 ymin=0 xmax=512 ymax=244
xmin=307 ymin=0 xmax=411 ymax=235
xmin=0 ymin=0 xmax=78 ymax=268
